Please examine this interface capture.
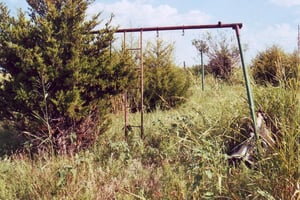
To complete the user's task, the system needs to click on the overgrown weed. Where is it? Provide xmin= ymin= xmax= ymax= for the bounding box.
xmin=0 ymin=73 xmax=299 ymax=199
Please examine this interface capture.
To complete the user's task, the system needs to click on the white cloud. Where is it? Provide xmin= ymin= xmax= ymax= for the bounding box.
xmin=270 ymin=0 xmax=300 ymax=7
xmin=87 ymin=1 xmax=299 ymax=65
xmin=245 ymin=23 xmax=297 ymax=61
xmin=87 ymin=0 xmax=212 ymax=66
xmin=88 ymin=0 xmax=211 ymax=28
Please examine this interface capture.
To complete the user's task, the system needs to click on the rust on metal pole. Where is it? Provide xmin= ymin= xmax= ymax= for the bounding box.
xmin=123 ymin=32 xmax=128 ymax=139
xmin=123 ymin=31 xmax=126 ymax=50
xmin=201 ymin=51 xmax=204 ymax=91
xmin=124 ymin=92 xmax=128 ymax=140
xmin=140 ymin=30 xmax=144 ymax=138
xmin=90 ymin=22 xmax=243 ymax=35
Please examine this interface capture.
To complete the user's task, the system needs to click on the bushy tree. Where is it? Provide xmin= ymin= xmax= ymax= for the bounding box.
xmin=251 ymin=45 xmax=299 ymax=86
xmin=193 ymin=32 xmax=240 ymax=81
xmin=0 ymin=3 xmax=10 ymax=72
xmin=0 ymin=0 xmax=133 ymax=154
xmin=143 ymin=39 xmax=191 ymax=111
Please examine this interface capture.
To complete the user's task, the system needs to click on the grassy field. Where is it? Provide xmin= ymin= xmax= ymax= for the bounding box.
xmin=0 ymin=73 xmax=299 ymax=199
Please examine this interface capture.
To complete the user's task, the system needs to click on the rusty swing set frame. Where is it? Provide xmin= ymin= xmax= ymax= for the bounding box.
xmin=103 ymin=22 xmax=256 ymax=141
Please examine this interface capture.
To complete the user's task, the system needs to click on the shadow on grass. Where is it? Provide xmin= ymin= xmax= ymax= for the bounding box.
xmin=0 ymin=124 xmax=25 ymax=157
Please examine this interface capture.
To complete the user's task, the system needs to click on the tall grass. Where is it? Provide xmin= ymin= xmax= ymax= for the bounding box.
xmin=253 ymin=82 xmax=300 ymax=199
xmin=0 ymin=72 xmax=299 ymax=199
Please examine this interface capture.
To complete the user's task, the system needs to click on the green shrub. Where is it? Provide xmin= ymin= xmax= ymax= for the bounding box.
xmin=143 ymin=39 xmax=191 ymax=111
xmin=0 ymin=1 xmax=132 ymax=154
xmin=251 ymin=45 xmax=299 ymax=86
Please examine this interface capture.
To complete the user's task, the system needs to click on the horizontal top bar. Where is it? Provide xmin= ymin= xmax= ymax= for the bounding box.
xmin=90 ymin=22 xmax=243 ymax=34
xmin=115 ymin=22 xmax=242 ymax=33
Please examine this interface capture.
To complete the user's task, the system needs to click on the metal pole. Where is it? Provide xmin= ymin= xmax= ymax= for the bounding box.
xmin=124 ymin=92 xmax=128 ymax=139
xmin=123 ymin=32 xmax=128 ymax=139
xmin=140 ymin=30 xmax=144 ymax=139
xmin=234 ymin=25 xmax=262 ymax=162
xmin=201 ymin=51 xmax=204 ymax=91
xmin=234 ymin=25 xmax=257 ymax=139
xmin=107 ymin=23 xmax=243 ymax=33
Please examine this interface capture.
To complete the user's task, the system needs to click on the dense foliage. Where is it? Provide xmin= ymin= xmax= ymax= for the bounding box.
xmin=0 ymin=0 xmax=134 ymax=154
xmin=251 ymin=45 xmax=300 ymax=86
xmin=143 ymin=39 xmax=191 ymax=111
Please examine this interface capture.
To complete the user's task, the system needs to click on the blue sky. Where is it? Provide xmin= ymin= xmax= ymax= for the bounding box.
xmin=2 ymin=0 xmax=300 ymax=65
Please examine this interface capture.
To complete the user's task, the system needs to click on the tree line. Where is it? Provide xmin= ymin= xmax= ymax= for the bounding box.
xmin=0 ymin=0 xmax=190 ymax=154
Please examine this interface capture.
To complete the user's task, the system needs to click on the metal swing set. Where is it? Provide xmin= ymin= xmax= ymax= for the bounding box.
xmin=95 ymin=21 xmax=257 ymax=141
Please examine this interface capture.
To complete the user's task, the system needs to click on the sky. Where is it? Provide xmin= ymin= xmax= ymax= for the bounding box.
xmin=2 ymin=0 xmax=300 ymax=66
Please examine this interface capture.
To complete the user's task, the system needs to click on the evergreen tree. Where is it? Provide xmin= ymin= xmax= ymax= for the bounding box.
xmin=143 ymin=39 xmax=190 ymax=111
xmin=0 ymin=3 xmax=10 ymax=56
xmin=0 ymin=0 xmax=133 ymax=154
